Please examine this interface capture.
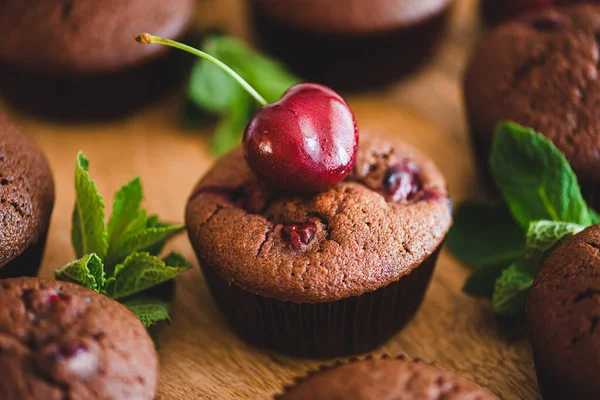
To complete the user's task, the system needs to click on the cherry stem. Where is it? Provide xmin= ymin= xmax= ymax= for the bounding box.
xmin=135 ymin=33 xmax=268 ymax=107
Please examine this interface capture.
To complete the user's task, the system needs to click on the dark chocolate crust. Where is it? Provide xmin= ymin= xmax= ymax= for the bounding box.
xmin=0 ymin=0 xmax=193 ymax=74
xmin=0 ymin=277 xmax=158 ymax=400
xmin=0 ymin=114 xmax=54 ymax=277
xmin=527 ymin=225 xmax=600 ymax=400
xmin=465 ymin=5 xmax=600 ymax=190
xmin=277 ymin=356 xmax=497 ymax=399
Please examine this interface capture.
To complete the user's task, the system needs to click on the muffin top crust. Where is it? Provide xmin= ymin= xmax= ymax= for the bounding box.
xmin=253 ymin=0 xmax=452 ymax=34
xmin=0 ymin=0 xmax=194 ymax=73
xmin=527 ymin=224 xmax=600 ymax=399
xmin=0 ymin=277 xmax=158 ymax=400
xmin=186 ymin=132 xmax=451 ymax=303
xmin=0 ymin=114 xmax=54 ymax=269
xmin=277 ymin=356 xmax=497 ymax=400
xmin=465 ymin=4 xmax=600 ymax=180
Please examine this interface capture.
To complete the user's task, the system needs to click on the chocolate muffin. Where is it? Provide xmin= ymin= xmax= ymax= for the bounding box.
xmin=186 ymin=132 xmax=452 ymax=358
xmin=250 ymin=0 xmax=454 ymax=90
xmin=277 ymin=356 xmax=497 ymax=399
xmin=0 ymin=277 xmax=158 ymax=399
xmin=527 ymin=225 xmax=600 ymax=400
xmin=0 ymin=0 xmax=194 ymax=119
xmin=0 ymin=113 xmax=54 ymax=279
xmin=464 ymin=4 xmax=600 ymax=208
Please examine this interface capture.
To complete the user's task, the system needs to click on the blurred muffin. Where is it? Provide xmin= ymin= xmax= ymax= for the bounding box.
xmin=0 ymin=0 xmax=194 ymax=119
xmin=277 ymin=356 xmax=497 ymax=399
xmin=527 ymin=225 xmax=600 ymax=400
xmin=464 ymin=4 xmax=600 ymax=208
xmin=250 ymin=0 xmax=454 ymax=90
xmin=0 ymin=277 xmax=158 ymax=399
xmin=0 ymin=113 xmax=54 ymax=278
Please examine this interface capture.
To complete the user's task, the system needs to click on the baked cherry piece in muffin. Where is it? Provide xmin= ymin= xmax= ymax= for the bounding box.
xmin=0 ymin=0 xmax=194 ymax=119
xmin=0 ymin=278 xmax=158 ymax=400
xmin=186 ymin=132 xmax=451 ymax=358
xmin=277 ymin=356 xmax=497 ymax=399
xmin=464 ymin=4 xmax=600 ymax=208
xmin=527 ymin=225 xmax=600 ymax=400
xmin=250 ymin=0 xmax=454 ymax=90
xmin=0 ymin=113 xmax=54 ymax=278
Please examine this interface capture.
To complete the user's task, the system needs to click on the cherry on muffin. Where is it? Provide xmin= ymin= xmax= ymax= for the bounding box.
xmin=135 ymin=34 xmax=358 ymax=194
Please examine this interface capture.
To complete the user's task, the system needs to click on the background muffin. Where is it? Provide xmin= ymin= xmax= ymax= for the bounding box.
xmin=0 ymin=113 xmax=54 ymax=278
xmin=277 ymin=356 xmax=497 ymax=399
xmin=464 ymin=4 xmax=600 ymax=207
xmin=250 ymin=0 xmax=454 ymax=90
xmin=186 ymin=132 xmax=452 ymax=358
xmin=527 ymin=225 xmax=600 ymax=400
xmin=0 ymin=0 xmax=194 ymax=119
xmin=0 ymin=277 xmax=158 ymax=400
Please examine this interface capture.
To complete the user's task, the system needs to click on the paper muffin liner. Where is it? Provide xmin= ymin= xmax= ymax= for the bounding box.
xmin=199 ymin=245 xmax=442 ymax=359
xmin=0 ymin=232 xmax=48 ymax=279
xmin=249 ymin=4 xmax=451 ymax=90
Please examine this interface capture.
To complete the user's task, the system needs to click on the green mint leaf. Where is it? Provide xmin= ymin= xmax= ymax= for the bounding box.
xmin=107 ymin=176 xmax=143 ymax=249
xmin=524 ymin=220 xmax=584 ymax=275
xmin=162 ymin=252 xmax=192 ymax=269
xmin=210 ymin=87 xmax=254 ymax=155
xmin=149 ymin=329 xmax=161 ymax=350
xmin=55 ymin=253 xmax=106 ymax=291
xmin=188 ymin=37 xmax=239 ymax=114
xmin=184 ymin=35 xmax=300 ymax=154
xmin=105 ymin=224 xmax=184 ymax=269
xmin=462 ymin=262 xmax=508 ymax=299
xmin=140 ymin=216 xmax=172 ymax=256
xmin=490 ymin=122 xmax=592 ymax=227
xmin=106 ymin=252 xmax=191 ymax=299
xmin=590 ymin=209 xmax=600 ymax=224
xmin=72 ymin=152 xmax=108 ymax=259
xmin=448 ymin=202 xmax=524 ymax=269
xmin=122 ymin=296 xmax=171 ymax=328
xmin=492 ymin=263 xmax=534 ymax=317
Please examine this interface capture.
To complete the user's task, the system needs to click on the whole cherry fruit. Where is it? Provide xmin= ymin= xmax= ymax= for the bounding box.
xmin=135 ymin=35 xmax=358 ymax=193
xmin=242 ymin=83 xmax=358 ymax=193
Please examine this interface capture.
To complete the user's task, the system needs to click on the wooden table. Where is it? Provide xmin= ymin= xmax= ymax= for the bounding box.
xmin=1 ymin=0 xmax=541 ymax=398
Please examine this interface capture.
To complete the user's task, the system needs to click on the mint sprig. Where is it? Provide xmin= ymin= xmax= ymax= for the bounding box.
xmin=56 ymin=152 xmax=192 ymax=345
xmin=184 ymin=35 xmax=300 ymax=155
xmin=448 ymin=122 xmax=596 ymax=320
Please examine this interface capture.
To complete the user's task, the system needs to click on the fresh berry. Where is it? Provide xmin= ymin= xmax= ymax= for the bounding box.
xmin=243 ymin=83 xmax=358 ymax=193
xmin=282 ymin=222 xmax=317 ymax=249
xmin=383 ymin=161 xmax=423 ymax=202
xmin=135 ymin=36 xmax=358 ymax=194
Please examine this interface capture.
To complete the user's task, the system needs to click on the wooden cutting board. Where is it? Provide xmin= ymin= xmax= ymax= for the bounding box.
xmin=1 ymin=0 xmax=541 ymax=398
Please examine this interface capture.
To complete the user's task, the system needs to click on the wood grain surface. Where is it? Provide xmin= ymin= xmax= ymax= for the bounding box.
xmin=1 ymin=0 xmax=541 ymax=398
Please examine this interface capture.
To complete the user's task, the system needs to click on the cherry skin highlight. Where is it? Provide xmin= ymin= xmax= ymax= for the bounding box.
xmin=242 ymin=83 xmax=358 ymax=193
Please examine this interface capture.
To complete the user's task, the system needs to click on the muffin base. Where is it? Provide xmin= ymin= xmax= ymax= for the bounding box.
xmin=250 ymin=5 xmax=451 ymax=91
xmin=0 ymin=233 xmax=48 ymax=279
xmin=201 ymin=246 xmax=441 ymax=358
xmin=0 ymin=46 xmax=191 ymax=121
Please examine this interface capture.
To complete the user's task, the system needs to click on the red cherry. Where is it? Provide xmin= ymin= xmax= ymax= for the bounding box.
xmin=282 ymin=222 xmax=317 ymax=249
xmin=242 ymin=83 xmax=358 ymax=193
xmin=133 ymin=37 xmax=358 ymax=193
